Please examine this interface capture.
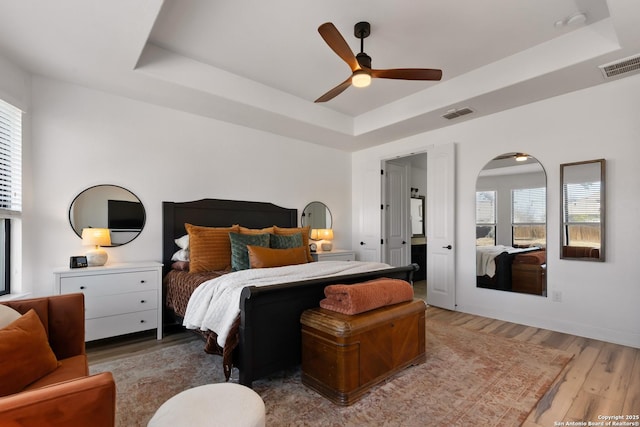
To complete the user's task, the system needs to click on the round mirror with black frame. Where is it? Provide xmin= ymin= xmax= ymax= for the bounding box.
xmin=69 ymin=185 xmax=146 ymax=247
xmin=301 ymin=201 xmax=332 ymax=230
xmin=475 ymin=153 xmax=548 ymax=296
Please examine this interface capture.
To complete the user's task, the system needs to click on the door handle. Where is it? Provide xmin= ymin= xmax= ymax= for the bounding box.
xmin=360 ymin=241 xmax=366 ymax=245
xmin=442 ymin=245 xmax=452 ymax=250
xmin=402 ymin=241 xmax=406 ymax=244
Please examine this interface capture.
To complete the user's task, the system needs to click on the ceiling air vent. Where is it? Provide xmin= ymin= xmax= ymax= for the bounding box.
xmin=599 ymin=54 xmax=640 ymax=79
xmin=442 ymin=107 xmax=474 ymax=120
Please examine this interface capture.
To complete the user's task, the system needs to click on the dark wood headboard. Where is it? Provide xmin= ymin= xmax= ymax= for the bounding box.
xmin=162 ymin=198 xmax=297 ymax=274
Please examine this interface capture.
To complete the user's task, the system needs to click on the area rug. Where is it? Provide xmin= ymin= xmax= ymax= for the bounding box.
xmin=90 ymin=319 xmax=572 ymax=426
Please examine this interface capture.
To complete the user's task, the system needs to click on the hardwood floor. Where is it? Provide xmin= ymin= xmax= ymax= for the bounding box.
xmin=86 ymin=326 xmax=199 ymax=365
xmin=413 ymin=279 xmax=426 ymax=300
xmin=426 ymin=307 xmax=640 ymax=426
xmin=86 ymin=308 xmax=640 ymax=425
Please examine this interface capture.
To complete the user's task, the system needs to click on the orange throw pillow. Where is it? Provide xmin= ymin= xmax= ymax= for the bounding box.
xmin=273 ymin=225 xmax=313 ymax=262
xmin=0 ymin=309 xmax=59 ymax=397
xmin=236 ymin=225 xmax=275 ymax=235
xmin=185 ymin=223 xmax=239 ymax=272
xmin=247 ymin=245 xmax=309 ymax=269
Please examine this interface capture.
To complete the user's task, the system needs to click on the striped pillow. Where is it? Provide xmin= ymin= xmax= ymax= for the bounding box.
xmin=185 ymin=223 xmax=239 ymax=272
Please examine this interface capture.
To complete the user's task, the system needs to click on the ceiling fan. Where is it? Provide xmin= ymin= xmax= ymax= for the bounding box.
xmin=315 ymin=21 xmax=443 ymax=103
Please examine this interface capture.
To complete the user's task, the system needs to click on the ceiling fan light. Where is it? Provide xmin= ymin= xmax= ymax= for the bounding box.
xmin=352 ymin=70 xmax=371 ymax=88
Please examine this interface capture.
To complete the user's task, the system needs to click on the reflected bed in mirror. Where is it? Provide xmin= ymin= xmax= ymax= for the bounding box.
xmin=560 ymin=159 xmax=605 ymax=261
xmin=69 ymin=185 xmax=146 ymax=246
xmin=475 ymin=153 xmax=547 ymax=296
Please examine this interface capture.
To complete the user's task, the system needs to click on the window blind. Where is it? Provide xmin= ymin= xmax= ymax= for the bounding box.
xmin=0 ymin=99 xmax=22 ymax=215
xmin=476 ymin=191 xmax=496 ymax=224
xmin=563 ymin=182 xmax=601 ymax=223
xmin=512 ymin=187 xmax=545 ymax=224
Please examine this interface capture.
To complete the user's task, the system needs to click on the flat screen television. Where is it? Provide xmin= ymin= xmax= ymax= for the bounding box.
xmin=108 ymin=199 xmax=145 ymax=230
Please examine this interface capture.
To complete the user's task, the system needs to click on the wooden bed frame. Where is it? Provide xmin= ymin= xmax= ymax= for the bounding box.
xmin=162 ymin=198 xmax=418 ymax=386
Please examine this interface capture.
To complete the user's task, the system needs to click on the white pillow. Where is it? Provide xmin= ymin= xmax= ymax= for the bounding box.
xmin=0 ymin=304 xmax=21 ymax=329
xmin=171 ymin=248 xmax=189 ymax=262
xmin=175 ymin=234 xmax=189 ymax=250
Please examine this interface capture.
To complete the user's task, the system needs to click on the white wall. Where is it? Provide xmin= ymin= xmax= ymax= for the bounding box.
xmin=21 ymin=77 xmax=352 ymax=296
xmin=352 ymin=74 xmax=640 ymax=348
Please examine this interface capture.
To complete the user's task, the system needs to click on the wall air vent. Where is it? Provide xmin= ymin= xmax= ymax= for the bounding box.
xmin=442 ymin=107 xmax=474 ymax=120
xmin=599 ymin=54 xmax=640 ymax=79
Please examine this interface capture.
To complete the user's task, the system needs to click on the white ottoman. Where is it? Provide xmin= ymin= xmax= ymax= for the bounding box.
xmin=148 ymin=383 xmax=265 ymax=427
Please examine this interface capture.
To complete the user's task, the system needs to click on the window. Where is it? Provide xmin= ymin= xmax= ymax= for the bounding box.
xmin=476 ymin=190 xmax=496 ymax=246
xmin=512 ymin=187 xmax=546 ymax=247
xmin=563 ymin=180 xmax=601 ymax=248
xmin=0 ymin=98 xmax=22 ymax=296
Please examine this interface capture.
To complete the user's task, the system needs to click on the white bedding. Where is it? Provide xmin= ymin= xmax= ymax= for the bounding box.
xmin=476 ymin=245 xmax=541 ymax=277
xmin=476 ymin=245 xmax=510 ymax=277
xmin=183 ymin=260 xmax=392 ymax=347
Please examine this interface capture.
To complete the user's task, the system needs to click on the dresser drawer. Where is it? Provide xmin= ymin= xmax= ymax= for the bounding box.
xmin=86 ymin=309 xmax=158 ymax=341
xmin=60 ymin=270 xmax=157 ymax=296
xmin=84 ymin=290 xmax=158 ymax=319
xmin=54 ymin=262 xmax=163 ymax=341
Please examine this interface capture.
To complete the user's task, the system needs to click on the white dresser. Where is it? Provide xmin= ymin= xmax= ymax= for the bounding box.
xmin=311 ymin=249 xmax=356 ymax=262
xmin=53 ymin=262 xmax=163 ymax=341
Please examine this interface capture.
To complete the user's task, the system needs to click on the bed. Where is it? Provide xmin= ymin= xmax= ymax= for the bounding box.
xmin=162 ymin=198 xmax=418 ymax=387
xmin=476 ymin=245 xmax=543 ymax=291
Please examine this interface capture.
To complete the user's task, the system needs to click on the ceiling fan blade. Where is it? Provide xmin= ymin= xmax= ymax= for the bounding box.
xmin=314 ymin=76 xmax=352 ymax=103
xmin=371 ymin=68 xmax=443 ymax=81
xmin=318 ymin=22 xmax=359 ymax=72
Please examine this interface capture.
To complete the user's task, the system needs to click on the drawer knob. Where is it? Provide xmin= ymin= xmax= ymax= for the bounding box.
xmin=140 ymin=300 xmax=146 ymax=303
xmin=140 ymin=280 xmax=146 ymax=284
xmin=80 ymin=286 xmax=85 ymax=290
xmin=140 ymin=320 xmax=146 ymax=323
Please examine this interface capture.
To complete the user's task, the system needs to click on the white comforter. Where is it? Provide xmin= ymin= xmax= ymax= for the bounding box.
xmin=183 ymin=260 xmax=392 ymax=347
xmin=476 ymin=245 xmax=510 ymax=277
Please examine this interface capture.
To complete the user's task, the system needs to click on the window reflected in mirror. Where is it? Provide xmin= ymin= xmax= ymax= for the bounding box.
xmin=475 ymin=153 xmax=547 ymax=296
xmin=560 ymin=159 xmax=605 ymax=261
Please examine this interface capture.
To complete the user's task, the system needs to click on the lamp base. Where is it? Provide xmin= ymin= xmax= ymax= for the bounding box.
xmin=321 ymin=242 xmax=333 ymax=251
xmin=86 ymin=248 xmax=108 ymax=267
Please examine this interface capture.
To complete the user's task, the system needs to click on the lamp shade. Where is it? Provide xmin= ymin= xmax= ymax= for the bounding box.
xmin=318 ymin=229 xmax=334 ymax=240
xmin=310 ymin=229 xmax=320 ymax=240
xmin=81 ymin=228 xmax=111 ymax=247
xmin=319 ymin=229 xmax=334 ymax=251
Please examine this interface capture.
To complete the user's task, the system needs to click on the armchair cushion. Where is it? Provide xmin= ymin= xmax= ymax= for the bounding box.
xmin=0 ymin=372 xmax=116 ymax=426
xmin=0 ymin=309 xmax=60 ymax=397
xmin=0 ymin=294 xmax=116 ymax=426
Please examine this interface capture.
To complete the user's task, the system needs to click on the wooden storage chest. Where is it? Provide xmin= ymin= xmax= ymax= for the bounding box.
xmin=300 ymin=299 xmax=426 ymax=405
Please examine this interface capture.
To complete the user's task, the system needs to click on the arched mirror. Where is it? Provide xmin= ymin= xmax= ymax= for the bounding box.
xmin=560 ymin=159 xmax=605 ymax=261
xmin=301 ymin=201 xmax=332 ymax=230
xmin=69 ymin=185 xmax=146 ymax=246
xmin=475 ymin=153 xmax=547 ymax=296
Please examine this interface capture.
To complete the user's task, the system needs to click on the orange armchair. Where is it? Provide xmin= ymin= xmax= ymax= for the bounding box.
xmin=0 ymin=293 xmax=116 ymax=426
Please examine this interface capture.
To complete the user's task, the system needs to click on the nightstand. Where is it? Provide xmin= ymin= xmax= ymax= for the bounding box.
xmin=312 ymin=249 xmax=356 ymax=262
xmin=53 ymin=261 xmax=163 ymax=341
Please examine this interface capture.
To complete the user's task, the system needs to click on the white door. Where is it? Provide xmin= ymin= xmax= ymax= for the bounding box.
xmin=384 ymin=162 xmax=409 ymax=266
xmin=355 ymin=164 xmax=382 ymax=262
xmin=426 ymin=142 xmax=456 ymax=310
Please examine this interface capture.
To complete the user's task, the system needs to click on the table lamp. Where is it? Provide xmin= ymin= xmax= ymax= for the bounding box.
xmin=82 ymin=228 xmax=111 ymax=266
xmin=318 ymin=229 xmax=334 ymax=251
